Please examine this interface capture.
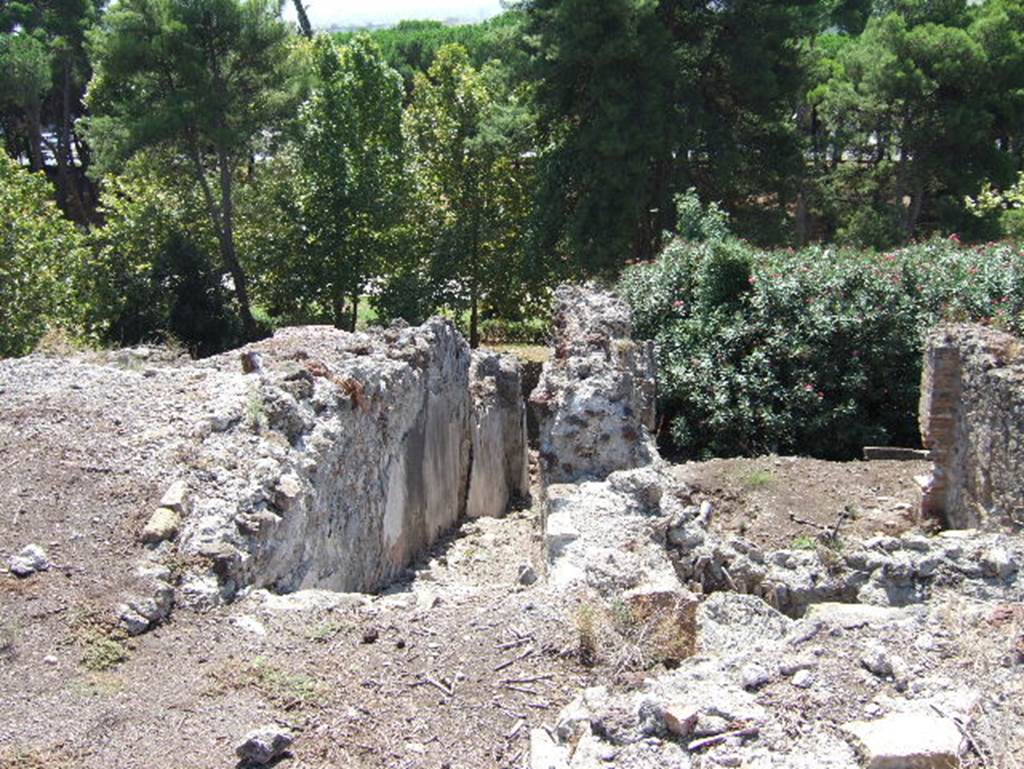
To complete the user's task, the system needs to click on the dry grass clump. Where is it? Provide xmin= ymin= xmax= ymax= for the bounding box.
xmin=574 ymin=592 xmax=697 ymax=674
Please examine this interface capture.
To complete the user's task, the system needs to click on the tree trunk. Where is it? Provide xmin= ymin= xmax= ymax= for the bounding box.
xmin=57 ymin=57 xmax=88 ymax=223
xmin=349 ymin=293 xmax=359 ymax=333
xmin=795 ymin=190 xmax=809 ymax=247
xmin=469 ymin=283 xmax=479 ymax=350
xmin=187 ymin=137 xmax=258 ymax=341
xmin=216 ymin=150 xmax=258 ymax=340
xmin=331 ymin=292 xmax=345 ymax=329
xmin=26 ymin=104 xmax=44 ymax=172
xmin=292 ymin=0 xmax=313 ymax=38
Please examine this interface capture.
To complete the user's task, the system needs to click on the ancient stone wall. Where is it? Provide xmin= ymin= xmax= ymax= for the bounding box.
xmin=466 ymin=351 xmax=530 ymax=519
xmin=529 ymin=284 xmax=658 ymax=484
xmin=920 ymin=324 xmax=1024 ymax=531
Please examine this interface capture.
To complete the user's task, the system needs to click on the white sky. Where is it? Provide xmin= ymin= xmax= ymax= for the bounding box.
xmin=284 ymin=0 xmax=506 ymax=27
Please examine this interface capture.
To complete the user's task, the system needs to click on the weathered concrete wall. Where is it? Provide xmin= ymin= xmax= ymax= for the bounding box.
xmin=529 ymin=285 xmax=658 ymax=484
xmin=466 ymin=351 xmax=530 ymax=519
xmin=920 ymin=324 xmax=1024 ymax=531
xmin=106 ymin=318 xmax=532 ymax=604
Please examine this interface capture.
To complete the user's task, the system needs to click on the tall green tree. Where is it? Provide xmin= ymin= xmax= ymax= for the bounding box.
xmin=405 ymin=45 xmax=535 ymax=347
xmin=296 ymin=34 xmax=405 ymax=331
xmin=86 ymin=0 xmax=295 ymax=339
xmin=526 ymin=0 xmax=676 ymax=273
xmin=813 ymin=5 xmax=998 ymax=244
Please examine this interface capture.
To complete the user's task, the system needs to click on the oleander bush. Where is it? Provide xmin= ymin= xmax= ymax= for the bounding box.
xmin=620 ymin=195 xmax=1024 ymax=460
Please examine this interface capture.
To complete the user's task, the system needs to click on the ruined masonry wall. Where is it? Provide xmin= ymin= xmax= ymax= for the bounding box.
xmin=529 ymin=284 xmax=659 ymax=484
xmin=173 ymin=319 xmax=527 ymax=603
xmin=920 ymin=324 xmax=1024 ymax=530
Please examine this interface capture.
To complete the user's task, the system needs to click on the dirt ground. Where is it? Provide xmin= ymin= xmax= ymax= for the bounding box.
xmin=672 ymin=455 xmax=931 ymax=551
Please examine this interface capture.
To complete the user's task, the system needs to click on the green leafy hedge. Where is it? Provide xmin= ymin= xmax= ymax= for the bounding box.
xmin=620 ymin=210 xmax=1024 ymax=460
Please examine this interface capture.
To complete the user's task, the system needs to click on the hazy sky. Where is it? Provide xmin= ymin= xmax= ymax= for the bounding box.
xmin=284 ymin=0 xmax=506 ymax=27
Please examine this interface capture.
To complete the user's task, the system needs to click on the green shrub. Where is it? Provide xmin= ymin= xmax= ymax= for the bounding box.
xmin=0 ymin=155 xmax=87 ymax=357
xmin=478 ymin=316 xmax=549 ymax=344
xmin=620 ymin=204 xmax=1024 ymax=460
xmin=86 ymin=159 xmax=242 ymax=357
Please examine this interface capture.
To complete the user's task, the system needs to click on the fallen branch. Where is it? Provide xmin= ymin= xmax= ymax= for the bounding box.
xmin=501 ymin=673 xmax=553 ymax=685
xmin=497 ymin=636 xmax=533 ymax=651
xmin=788 ymin=512 xmax=828 ymax=531
xmin=503 ymin=684 xmax=537 ymax=695
xmin=687 ymin=726 xmax=759 ymax=752
xmin=409 ymin=676 xmax=454 ymax=697
xmin=494 ymin=646 xmax=533 ymax=672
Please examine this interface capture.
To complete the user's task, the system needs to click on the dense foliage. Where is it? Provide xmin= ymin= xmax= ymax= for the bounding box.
xmin=0 ymin=154 xmax=85 ymax=357
xmin=3 ymin=0 xmax=1024 ymax=461
xmin=620 ymin=195 xmax=1024 ymax=460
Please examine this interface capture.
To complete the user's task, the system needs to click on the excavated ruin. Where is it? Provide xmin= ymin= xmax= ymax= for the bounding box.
xmin=169 ymin=321 xmax=531 ymax=609
xmin=528 ymin=289 xmax=1024 ymax=769
xmin=2 ymin=288 xmax=1023 ymax=769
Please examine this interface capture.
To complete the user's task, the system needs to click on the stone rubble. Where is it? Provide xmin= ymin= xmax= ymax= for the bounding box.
xmin=6 ymin=544 xmax=50 ymax=577
xmin=841 ymin=713 xmax=964 ymax=769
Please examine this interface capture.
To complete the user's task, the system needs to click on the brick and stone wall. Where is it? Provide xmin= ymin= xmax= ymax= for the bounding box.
xmin=920 ymin=324 xmax=1024 ymax=531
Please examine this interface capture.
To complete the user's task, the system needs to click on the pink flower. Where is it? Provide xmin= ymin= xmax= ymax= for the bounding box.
xmin=673 ymin=300 xmax=685 ymax=309
xmin=949 ymin=233 xmax=962 ymax=245
xmin=804 ymin=383 xmax=814 ymax=392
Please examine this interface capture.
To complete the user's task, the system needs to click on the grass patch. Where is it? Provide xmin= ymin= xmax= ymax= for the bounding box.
xmin=68 ymin=607 xmax=131 ymax=672
xmin=305 ymin=619 xmax=345 ymax=643
xmin=245 ymin=384 xmax=267 ymax=433
xmin=487 ymin=343 xmax=550 ymax=364
xmin=210 ymin=655 xmax=321 ymax=707
xmin=792 ymin=535 xmax=817 ymax=550
xmin=79 ymin=635 xmax=129 ymax=672
xmin=65 ymin=671 xmax=125 ymax=698
xmin=740 ymin=469 xmax=774 ymax=489
xmin=0 ymin=619 xmax=18 ymax=661
xmin=574 ymin=593 xmax=696 ymax=673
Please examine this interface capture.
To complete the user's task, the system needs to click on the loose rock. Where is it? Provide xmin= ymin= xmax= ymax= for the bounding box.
xmin=841 ymin=713 xmax=964 ymax=769
xmin=7 ymin=544 xmax=50 ymax=577
xmin=235 ymin=727 xmax=294 ymax=766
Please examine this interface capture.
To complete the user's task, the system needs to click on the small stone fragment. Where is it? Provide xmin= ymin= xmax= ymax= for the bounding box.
xmin=117 ymin=606 xmax=151 ymax=636
xmin=741 ymin=663 xmax=772 ymax=690
xmin=43 ymin=654 xmax=58 ymax=666
xmin=517 ymin=561 xmax=538 ymax=586
xmin=235 ymin=727 xmax=294 ymax=766
xmin=842 ymin=713 xmax=964 ymax=769
xmin=791 ymin=669 xmax=814 ymax=689
xmin=159 ymin=480 xmax=189 ymax=513
xmin=7 ymin=544 xmax=50 ymax=577
xmin=530 ymin=728 xmax=569 ymax=769
xmin=141 ymin=507 xmax=181 ymax=544
xmin=661 ymin=702 xmax=699 ymax=737
xmin=861 ymin=643 xmax=894 ymax=677
xmin=274 ymin=473 xmax=303 ymax=511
